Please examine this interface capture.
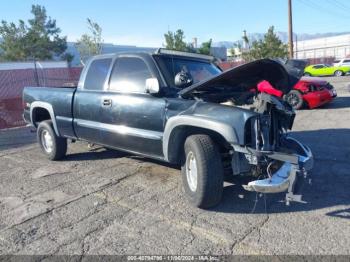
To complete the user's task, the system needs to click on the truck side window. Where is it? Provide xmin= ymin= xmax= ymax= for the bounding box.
xmin=84 ymin=58 xmax=112 ymax=90
xmin=109 ymin=57 xmax=152 ymax=93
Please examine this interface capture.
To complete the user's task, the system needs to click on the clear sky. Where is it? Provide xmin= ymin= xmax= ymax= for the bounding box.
xmin=1 ymin=0 xmax=350 ymax=47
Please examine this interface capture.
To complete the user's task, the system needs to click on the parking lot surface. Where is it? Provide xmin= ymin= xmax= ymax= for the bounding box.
xmin=0 ymin=77 xmax=349 ymax=256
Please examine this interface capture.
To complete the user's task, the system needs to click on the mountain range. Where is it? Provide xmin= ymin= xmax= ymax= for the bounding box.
xmin=213 ymin=31 xmax=350 ymax=48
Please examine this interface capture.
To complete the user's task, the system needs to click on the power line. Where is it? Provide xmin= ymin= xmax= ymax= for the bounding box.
xmin=297 ymin=0 xmax=350 ymax=20
xmin=326 ymin=0 xmax=350 ymax=14
xmin=304 ymin=0 xmax=350 ymax=18
xmin=332 ymin=0 xmax=350 ymax=10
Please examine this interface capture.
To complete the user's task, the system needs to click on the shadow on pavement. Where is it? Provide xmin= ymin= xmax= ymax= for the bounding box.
xmin=64 ymin=128 xmax=350 ymax=216
xmin=326 ymin=208 xmax=350 ymax=219
xmin=66 ymin=147 xmax=179 ymax=169
xmin=0 ymin=127 xmax=36 ymax=151
xmin=211 ymin=128 xmax=350 ymax=215
xmin=64 ymin=128 xmax=349 ymax=216
xmin=315 ymin=96 xmax=350 ymax=110
xmin=1 ymin=126 xmax=349 ymax=216
xmin=64 ymin=147 xmax=127 ymax=161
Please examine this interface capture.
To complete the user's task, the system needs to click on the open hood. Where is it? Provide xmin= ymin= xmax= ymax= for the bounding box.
xmin=179 ymin=59 xmax=305 ymax=97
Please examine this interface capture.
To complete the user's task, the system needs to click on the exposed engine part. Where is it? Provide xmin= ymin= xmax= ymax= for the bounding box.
xmin=231 ymin=152 xmax=251 ymax=175
xmin=266 ymin=161 xmax=275 ymax=179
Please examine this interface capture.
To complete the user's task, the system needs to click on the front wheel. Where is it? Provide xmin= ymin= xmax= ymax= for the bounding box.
xmin=37 ymin=120 xmax=67 ymax=160
xmin=181 ymin=135 xmax=224 ymax=208
xmin=285 ymin=90 xmax=304 ymax=110
xmin=334 ymin=70 xmax=343 ymax=77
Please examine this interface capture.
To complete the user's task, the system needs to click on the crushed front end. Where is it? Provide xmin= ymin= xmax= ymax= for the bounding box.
xmin=177 ymin=58 xmax=312 ymax=204
xmin=231 ymin=93 xmax=314 ymax=205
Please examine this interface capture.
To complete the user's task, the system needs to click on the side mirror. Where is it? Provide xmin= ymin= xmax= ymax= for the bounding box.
xmin=145 ymin=78 xmax=160 ymax=94
xmin=175 ymin=71 xmax=193 ymax=88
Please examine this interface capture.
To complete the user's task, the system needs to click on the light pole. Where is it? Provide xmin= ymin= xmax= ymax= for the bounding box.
xmin=288 ymin=0 xmax=294 ymax=59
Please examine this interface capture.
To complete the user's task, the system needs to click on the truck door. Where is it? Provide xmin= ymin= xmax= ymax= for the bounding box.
xmin=73 ymin=57 xmax=112 ymax=144
xmin=99 ymin=56 xmax=166 ymax=158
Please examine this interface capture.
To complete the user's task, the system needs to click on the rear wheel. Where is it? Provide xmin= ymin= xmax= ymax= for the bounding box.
xmin=181 ymin=135 xmax=224 ymax=208
xmin=37 ymin=120 xmax=67 ymax=160
xmin=285 ymin=90 xmax=304 ymax=110
xmin=304 ymin=72 xmax=311 ymax=77
xmin=334 ymin=70 xmax=343 ymax=77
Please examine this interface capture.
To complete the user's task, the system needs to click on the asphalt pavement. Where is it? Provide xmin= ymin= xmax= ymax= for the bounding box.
xmin=0 ymin=76 xmax=349 ymax=256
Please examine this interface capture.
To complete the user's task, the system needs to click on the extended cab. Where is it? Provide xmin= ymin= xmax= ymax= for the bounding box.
xmin=23 ymin=49 xmax=313 ymax=208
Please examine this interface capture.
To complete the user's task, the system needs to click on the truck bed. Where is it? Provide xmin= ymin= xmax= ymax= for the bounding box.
xmin=23 ymin=86 xmax=77 ymax=138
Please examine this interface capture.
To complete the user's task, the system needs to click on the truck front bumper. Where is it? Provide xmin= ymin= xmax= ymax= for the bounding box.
xmin=240 ymin=137 xmax=313 ymax=201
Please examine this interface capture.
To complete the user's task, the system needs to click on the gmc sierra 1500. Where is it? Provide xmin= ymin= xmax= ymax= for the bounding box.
xmin=23 ymin=49 xmax=313 ymax=208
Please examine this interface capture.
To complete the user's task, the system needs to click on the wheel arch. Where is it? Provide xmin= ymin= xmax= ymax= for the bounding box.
xmin=30 ymin=101 xmax=59 ymax=136
xmin=334 ymin=69 xmax=344 ymax=76
xmin=163 ymin=116 xmax=237 ymax=164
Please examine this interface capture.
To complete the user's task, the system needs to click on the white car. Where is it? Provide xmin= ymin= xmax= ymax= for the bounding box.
xmin=333 ymin=58 xmax=350 ymax=67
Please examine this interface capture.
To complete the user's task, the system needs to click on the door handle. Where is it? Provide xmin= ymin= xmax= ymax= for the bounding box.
xmin=102 ymin=99 xmax=112 ymax=106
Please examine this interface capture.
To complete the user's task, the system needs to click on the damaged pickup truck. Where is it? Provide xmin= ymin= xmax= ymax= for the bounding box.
xmin=23 ymin=49 xmax=313 ymax=208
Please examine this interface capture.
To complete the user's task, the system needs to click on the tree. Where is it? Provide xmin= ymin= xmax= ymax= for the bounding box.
xmin=197 ymin=39 xmax=212 ymax=55
xmin=75 ymin=18 xmax=103 ymax=65
xmin=0 ymin=5 xmax=67 ymax=61
xmin=242 ymin=34 xmax=250 ymax=50
xmin=61 ymin=52 xmax=74 ymax=65
xmin=242 ymin=26 xmax=288 ymax=61
xmin=164 ymin=29 xmax=187 ymax=51
xmin=229 ymin=41 xmax=242 ymax=58
xmin=0 ymin=20 xmax=27 ymax=61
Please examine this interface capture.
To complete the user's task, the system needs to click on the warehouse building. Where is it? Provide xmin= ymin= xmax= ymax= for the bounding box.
xmin=294 ymin=34 xmax=350 ymax=59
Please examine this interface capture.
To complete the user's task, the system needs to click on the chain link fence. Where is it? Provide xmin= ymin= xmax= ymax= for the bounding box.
xmin=0 ymin=67 xmax=82 ymax=129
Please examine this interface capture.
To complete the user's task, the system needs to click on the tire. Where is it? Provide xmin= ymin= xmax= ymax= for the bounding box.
xmin=285 ymin=90 xmax=304 ymax=110
xmin=37 ymin=120 xmax=67 ymax=160
xmin=181 ymin=135 xmax=224 ymax=208
xmin=334 ymin=70 xmax=343 ymax=77
xmin=304 ymin=72 xmax=311 ymax=77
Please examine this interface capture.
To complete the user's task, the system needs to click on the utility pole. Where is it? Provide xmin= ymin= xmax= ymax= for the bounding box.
xmin=33 ymin=58 xmax=40 ymax=87
xmin=288 ymin=0 xmax=294 ymax=59
xmin=295 ymin=34 xmax=298 ymax=59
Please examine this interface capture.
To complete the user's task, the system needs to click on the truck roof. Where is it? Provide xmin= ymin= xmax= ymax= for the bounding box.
xmin=90 ymin=48 xmax=214 ymax=61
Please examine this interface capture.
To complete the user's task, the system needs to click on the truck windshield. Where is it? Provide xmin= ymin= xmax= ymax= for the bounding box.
xmin=155 ymin=56 xmax=222 ymax=87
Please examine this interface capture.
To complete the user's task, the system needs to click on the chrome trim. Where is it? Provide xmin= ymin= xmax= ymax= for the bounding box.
xmin=286 ymin=136 xmax=314 ymax=171
xmin=243 ymin=162 xmax=294 ymax=193
xmin=186 ymin=151 xmax=198 ymax=192
xmin=41 ymin=129 xmax=54 ymax=153
xmin=56 ymin=116 xmax=72 ymax=122
xmin=242 ymin=137 xmax=314 ymax=194
xmin=75 ymin=119 xmax=163 ymax=140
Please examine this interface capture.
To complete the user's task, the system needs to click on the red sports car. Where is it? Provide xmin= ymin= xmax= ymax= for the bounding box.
xmin=257 ymin=77 xmax=337 ymax=109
